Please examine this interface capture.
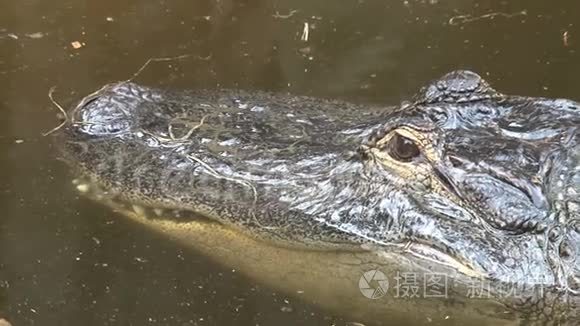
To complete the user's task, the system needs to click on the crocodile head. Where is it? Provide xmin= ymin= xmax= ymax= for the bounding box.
xmin=359 ymin=72 xmax=579 ymax=322
xmin=58 ymin=70 xmax=580 ymax=321
xmin=356 ymin=71 xmax=580 ymax=289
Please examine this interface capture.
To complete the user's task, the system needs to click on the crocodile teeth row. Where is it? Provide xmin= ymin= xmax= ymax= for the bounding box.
xmin=73 ymin=178 xmax=201 ymax=222
xmin=126 ymin=202 xmax=199 ymax=221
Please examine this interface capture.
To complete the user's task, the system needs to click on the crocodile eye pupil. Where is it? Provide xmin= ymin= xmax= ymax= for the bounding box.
xmin=389 ymin=134 xmax=420 ymax=162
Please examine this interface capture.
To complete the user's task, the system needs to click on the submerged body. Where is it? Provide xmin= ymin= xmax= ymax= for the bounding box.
xmin=58 ymin=71 xmax=579 ymax=324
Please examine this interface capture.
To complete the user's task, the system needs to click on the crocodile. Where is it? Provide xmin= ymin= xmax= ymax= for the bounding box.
xmin=56 ymin=71 xmax=579 ymax=325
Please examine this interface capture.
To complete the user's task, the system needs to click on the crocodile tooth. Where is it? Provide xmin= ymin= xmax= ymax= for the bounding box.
xmin=76 ymin=184 xmax=90 ymax=193
xmin=132 ymin=204 xmax=146 ymax=216
xmin=153 ymin=208 xmax=164 ymax=217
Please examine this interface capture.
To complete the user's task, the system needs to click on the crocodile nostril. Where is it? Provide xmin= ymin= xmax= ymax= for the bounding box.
xmin=81 ymin=96 xmax=99 ymax=109
xmin=449 ymin=156 xmax=464 ymax=168
xmin=73 ymin=91 xmax=133 ymax=136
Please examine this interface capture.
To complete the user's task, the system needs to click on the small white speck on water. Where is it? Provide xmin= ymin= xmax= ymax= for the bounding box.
xmin=70 ymin=41 xmax=83 ymax=49
xmin=26 ymin=32 xmax=44 ymax=39
xmin=301 ymin=22 xmax=309 ymax=41
xmin=280 ymin=305 xmax=293 ymax=313
xmin=14 ymin=139 xmax=24 ymax=144
xmin=134 ymin=257 xmax=148 ymax=263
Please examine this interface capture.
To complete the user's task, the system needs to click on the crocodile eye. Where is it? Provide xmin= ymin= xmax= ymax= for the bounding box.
xmin=388 ymin=133 xmax=420 ymax=162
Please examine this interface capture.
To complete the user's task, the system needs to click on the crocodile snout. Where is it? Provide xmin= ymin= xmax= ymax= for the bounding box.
xmin=70 ymin=82 xmax=147 ymax=136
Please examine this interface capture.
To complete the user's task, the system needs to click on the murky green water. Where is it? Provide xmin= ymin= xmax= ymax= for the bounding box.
xmin=0 ymin=0 xmax=579 ymax=325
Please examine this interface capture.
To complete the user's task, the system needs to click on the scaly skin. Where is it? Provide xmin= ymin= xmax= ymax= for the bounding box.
xmin=58 ymin=71 xmax=579 ymax=323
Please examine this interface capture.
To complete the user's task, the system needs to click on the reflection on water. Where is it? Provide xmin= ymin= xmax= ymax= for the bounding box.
xmin=0 ymin=0 xmax=579 ymax=325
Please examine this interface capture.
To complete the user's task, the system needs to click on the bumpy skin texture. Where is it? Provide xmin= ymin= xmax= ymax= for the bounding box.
xmin=59 ymin=71 xmax=580 ymax=322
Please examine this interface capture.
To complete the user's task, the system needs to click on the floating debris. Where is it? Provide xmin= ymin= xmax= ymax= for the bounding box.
xmin=42 ymin=86 xmax=68 ymax=136
xmin=563 ymin=31 xmax=570 ymax=47
xmin=106 ymin=16 xmax=114 ymax=22
xmin=14 ymin=139 xmax=24 ymax=144
xmin=300 ymin=22 xmax=309 ymax=42
xmin=26 ymin=32 xmax=44 ymax=39
xmin=279 ymin=303 xmax=293 ymax=313
xmin=134 ymin=257 xmax=148 ymax=263
xmin=71 ymin=41 xmax=83 ymax=49
xmin=298 ymin=46 xmax=311 ymax=55
xmin=272 ymin=9 xmax=298 ymax=19
xmin=1 ymin=32 xmax=47 ymax=40
xmin=449 ymin=10 xmax=527 ymax=26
